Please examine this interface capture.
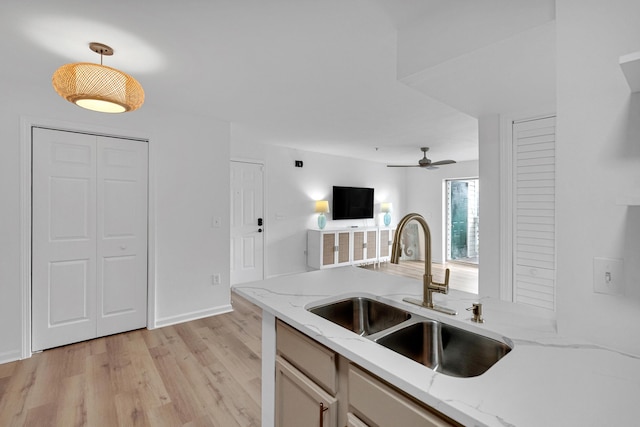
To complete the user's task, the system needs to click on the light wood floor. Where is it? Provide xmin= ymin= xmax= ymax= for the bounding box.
xmin=361 ymin=260 xmax=479 ymax=294
xmin=0 ymin=295 xmax=262 ymax=427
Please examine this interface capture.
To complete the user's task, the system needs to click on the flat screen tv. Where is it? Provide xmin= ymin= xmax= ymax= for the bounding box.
xmin=332 ymin=186 xmax=374 ymax=220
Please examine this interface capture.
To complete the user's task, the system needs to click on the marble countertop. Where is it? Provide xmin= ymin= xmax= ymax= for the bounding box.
xmin=233 ymin=267 xmax=640 ymax=426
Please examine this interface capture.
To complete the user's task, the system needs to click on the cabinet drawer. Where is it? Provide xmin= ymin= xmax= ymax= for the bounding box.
xmin=275 ymin=356 xmax=338 ymax=427
xmin=348 ymin=365 xmax=458 ymax=427
xmin=277 ymin=320 xmax=337 ymax=394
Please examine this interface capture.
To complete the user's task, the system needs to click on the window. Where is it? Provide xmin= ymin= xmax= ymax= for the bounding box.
xmin=446 ymin=179 xmax=479 ymax=264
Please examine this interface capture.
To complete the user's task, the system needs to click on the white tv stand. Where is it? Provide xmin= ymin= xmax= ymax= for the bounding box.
xmin=306 ymin=226 xmax=395 ymax=270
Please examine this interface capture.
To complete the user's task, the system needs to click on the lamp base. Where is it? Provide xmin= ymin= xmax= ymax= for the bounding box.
xmin=318 ymin=213 xmax=327 ymax=230
xmin=384 ymin=212 xmax=391 ymax=227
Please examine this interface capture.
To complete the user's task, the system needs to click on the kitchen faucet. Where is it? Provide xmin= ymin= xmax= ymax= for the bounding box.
xmin=390 ymin=213 xmax=457 ymax=315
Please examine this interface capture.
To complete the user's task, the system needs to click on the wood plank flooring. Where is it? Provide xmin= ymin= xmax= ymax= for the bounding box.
xmin=0 ymin=295 xmax=262 ymax=427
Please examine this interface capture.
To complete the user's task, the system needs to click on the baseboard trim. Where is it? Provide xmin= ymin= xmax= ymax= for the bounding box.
xmin=153 ymin=304 xmax=233 ymax=329
xmin=0 ymin=349 xmax=22 ymax=365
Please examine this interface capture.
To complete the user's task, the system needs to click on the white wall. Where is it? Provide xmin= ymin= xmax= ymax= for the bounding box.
xmin=404 ymin=160 xmax=479 ymax=264
xmin=555 ymin=0 xmax=640 ymax=355
xmin=0 ymin=84 xmax=230 ymax=363
xmin=232 ymin=141 xmax=405 ymax=278
xmin=477 ymin=115 xmax=502 ymax=299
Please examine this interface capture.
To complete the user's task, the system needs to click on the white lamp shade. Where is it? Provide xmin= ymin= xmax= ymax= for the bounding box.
xmin=380 ymin=202 xmax=392 ymax=213
xmin=315 ymin=200 xmax=330 ymax=213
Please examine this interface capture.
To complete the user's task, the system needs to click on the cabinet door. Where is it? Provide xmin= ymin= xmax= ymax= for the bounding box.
xmin=335 ymin=231 xmax=351 ymax=265
xmin=378 ymin=228 xmax=394 ymax=262
xmin=353 ymin=230 xmax=378 ymax=264
xmin=352 ymin=231 xmax=366 ymax=262
xmin=322 ymin=233 xmax=337 ymax=267
xmin=365 ymin=230 xmax=378 ymax=262
xmin=275 ymin=356 xmax=337 ymax=427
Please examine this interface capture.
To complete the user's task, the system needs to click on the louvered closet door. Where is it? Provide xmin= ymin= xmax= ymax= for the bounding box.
xmin=512 ymin=117 xmax=556 ymax=311
xmin=32 ymin=128 xmax=148 ymax=351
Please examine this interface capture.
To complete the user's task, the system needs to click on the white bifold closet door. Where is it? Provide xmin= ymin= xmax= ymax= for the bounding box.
xmin=32 ymin=128 xmax=148 ymax=351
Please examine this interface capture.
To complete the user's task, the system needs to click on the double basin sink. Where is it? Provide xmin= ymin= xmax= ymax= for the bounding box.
xmin=307 ymin=296 xmax=512 ymax=378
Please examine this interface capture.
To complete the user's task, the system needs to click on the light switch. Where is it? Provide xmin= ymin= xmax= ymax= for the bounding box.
xmin=593 ymin=257 xmax=624 ymax=295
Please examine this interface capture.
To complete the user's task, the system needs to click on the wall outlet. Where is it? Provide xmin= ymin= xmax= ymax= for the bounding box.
xmin=212 ymin=274 xmax=222 ymax=285
xmin=593 ymin=258 xmax=624 ymax=295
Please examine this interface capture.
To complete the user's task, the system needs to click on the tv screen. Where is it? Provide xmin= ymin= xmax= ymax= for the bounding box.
xmin=332 ymin=186 xmax=374 ymax=220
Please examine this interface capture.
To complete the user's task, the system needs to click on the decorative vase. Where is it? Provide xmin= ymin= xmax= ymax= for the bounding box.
xmin=318 ymin=212 xmax=327 ymax=230
xmin=384 ymin=212 xmax=391 ymax=227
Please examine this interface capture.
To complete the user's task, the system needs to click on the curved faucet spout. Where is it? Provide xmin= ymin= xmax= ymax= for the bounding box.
xmin=390 ymin=213 xmax=456 ymax=315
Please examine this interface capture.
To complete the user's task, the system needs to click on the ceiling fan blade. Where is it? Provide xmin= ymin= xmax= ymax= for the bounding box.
xmin=386 ymin=164 xmax=422 ymax=168
xmin=429 ymin=160 xmax=456 ymax=166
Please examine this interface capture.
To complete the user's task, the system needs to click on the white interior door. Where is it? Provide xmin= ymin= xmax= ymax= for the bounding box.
xmin=32 ymin=129 xmax=98 ymax=351
xmin=32 ymin=128 xmax=148 ymax=351
xmin=96 ymin=136 xmax=148 ymax=336
xmin=230 ymin=161 xmax=264 ymax=284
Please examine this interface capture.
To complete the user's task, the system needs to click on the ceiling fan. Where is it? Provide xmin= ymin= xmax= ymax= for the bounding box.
xmin=386 ymin=147 xmax=456 ymax=169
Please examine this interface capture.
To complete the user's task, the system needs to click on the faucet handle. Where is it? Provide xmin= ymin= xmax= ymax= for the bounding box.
xmin=430 ymin=268 xmax=450 ymax=294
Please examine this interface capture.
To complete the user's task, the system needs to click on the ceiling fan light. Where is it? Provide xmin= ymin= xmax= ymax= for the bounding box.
xmin=52 ymin=62 xmax=144 ymax=113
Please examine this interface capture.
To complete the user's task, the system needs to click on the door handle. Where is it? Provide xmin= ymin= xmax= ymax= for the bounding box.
xmin=258 ymin=228 xmax=263 ymax=233
xmin=257 ymin=218 xmax=263 ymax=226
xmin=319 ymin=402 xmax=328 ymax=426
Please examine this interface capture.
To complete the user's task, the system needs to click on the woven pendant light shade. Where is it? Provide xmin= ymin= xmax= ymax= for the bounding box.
xmin=52 ymin=62 xmax=144 ymax=113
xmin=52 ymin=43 xmax=144 ymax=113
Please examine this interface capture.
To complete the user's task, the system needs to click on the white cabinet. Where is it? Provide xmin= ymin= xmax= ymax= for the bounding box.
xmin=307 ymin=230 xmax=352 ymax=269
xmin=307 ymin=228 xmax=391 ymax=270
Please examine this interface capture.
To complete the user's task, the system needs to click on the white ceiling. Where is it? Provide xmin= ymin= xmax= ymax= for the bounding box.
xmin=0 ymin=0 xmax=555 ymax=165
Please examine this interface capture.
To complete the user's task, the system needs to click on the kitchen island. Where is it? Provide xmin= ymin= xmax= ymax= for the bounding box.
xmin=233 ymin=266 xmax=640 ymax=426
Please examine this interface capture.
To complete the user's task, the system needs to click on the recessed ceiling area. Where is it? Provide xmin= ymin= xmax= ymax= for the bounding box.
xmin=0 ymin=0 xmax=555 ymax=164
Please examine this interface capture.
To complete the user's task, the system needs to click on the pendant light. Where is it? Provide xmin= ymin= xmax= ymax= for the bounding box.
xmin=52 ymin=42 xmax=144 ymax=113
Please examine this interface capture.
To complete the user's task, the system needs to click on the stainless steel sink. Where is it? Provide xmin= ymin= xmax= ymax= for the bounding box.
xmin=307 ymin=297 xmax=411 ymax=336
xmin=376 ymin=321 xmax=512 ymax=378
xmin=307 ymin=296 xmax=512 ymax=378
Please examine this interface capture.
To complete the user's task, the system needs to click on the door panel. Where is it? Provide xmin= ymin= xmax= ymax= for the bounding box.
xmin=230 ymin=161 xmax=264 ymax=284
xmin=32 ymin=129 xmax=97 ymax=351
xmin=96 ymin=136 xmax=148 ymax=336
xmin=48 ymin=259 xmax=91 ymax=325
